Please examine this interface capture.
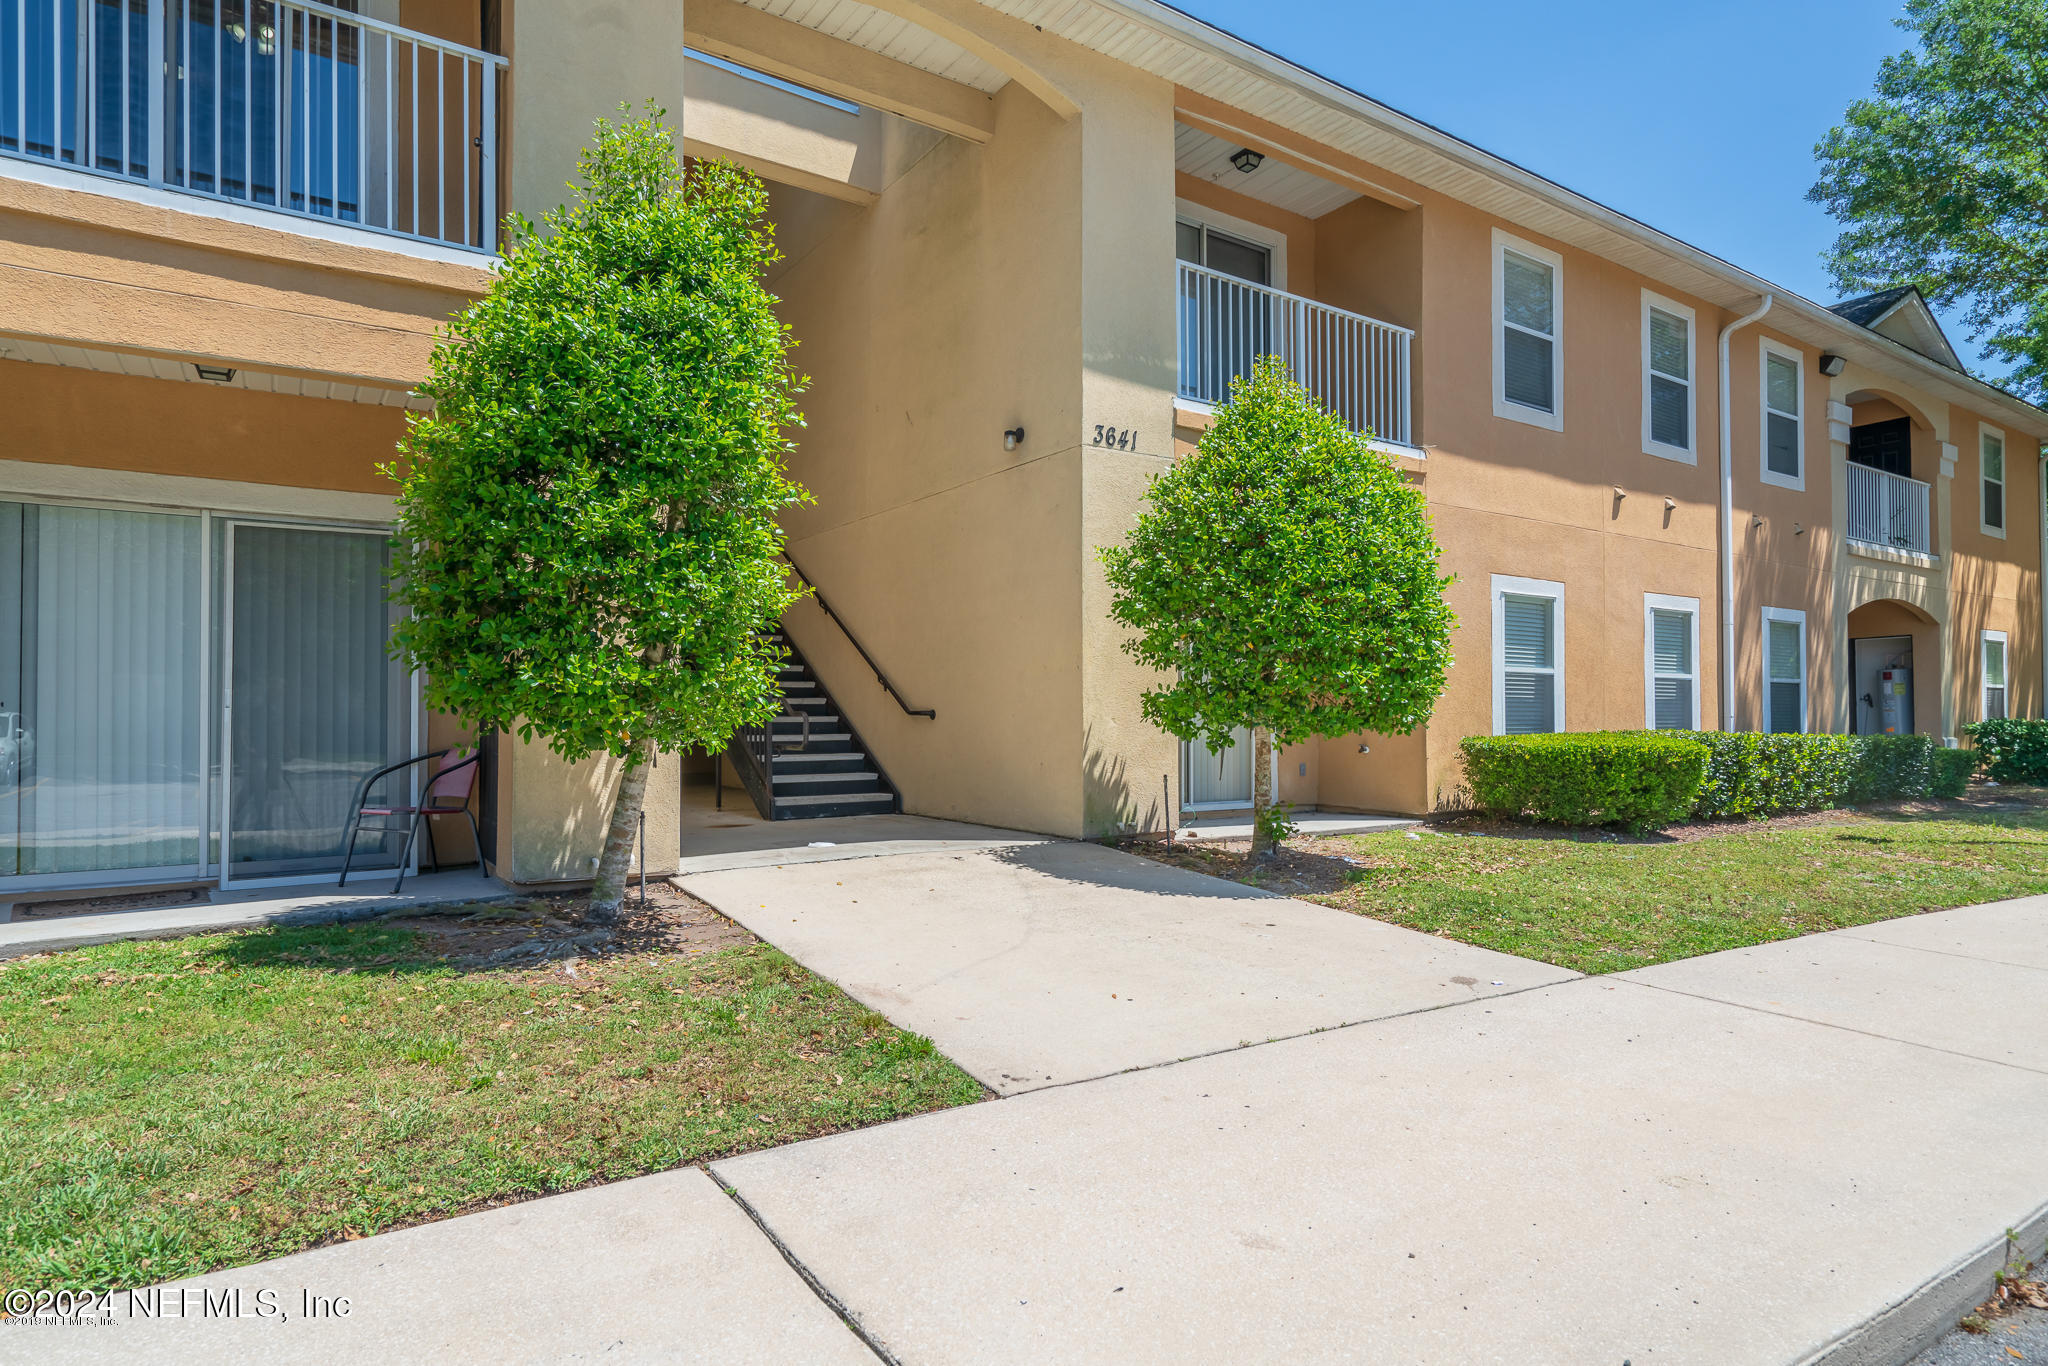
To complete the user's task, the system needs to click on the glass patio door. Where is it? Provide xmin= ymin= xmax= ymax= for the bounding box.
xmin=1183 ymin=727 xmax=1254 ymax=809
xmin=222 ymin=522 xmax=408 ymax=880
xmin=1 ymin=501 xmax=206 ymax=878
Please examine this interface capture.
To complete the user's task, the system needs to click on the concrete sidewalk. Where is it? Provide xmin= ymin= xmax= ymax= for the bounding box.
xmin=11 ymin=876 xmax=2046 ymax=1364
xmin=681 ymin=840 xmax=1570 ymax=1093
xmin=714 ymin=897 xmax=2048 ymax=1365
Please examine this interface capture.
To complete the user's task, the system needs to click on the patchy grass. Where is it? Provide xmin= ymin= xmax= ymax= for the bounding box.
xmin=0 ymin=909 xmax=982 ymax=1293
xmin=1142 ymin=792 xmax=2048 ymax=975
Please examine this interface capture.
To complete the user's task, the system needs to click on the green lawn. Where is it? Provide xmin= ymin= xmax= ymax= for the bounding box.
xmin=1156 ymin=797 xmax=2048 ymax=975
xmin=0 ymin=921 xmax=982 ymax=1293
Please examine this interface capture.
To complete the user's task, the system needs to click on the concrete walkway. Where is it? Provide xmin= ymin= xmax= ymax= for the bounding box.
xmin=13 ymin=858 xmax=2047 ymax=1364
xmin=0 ymin=869 xmax=510 ymax=960
xmin=680 ymin=840 xmax=1569 ymax=1093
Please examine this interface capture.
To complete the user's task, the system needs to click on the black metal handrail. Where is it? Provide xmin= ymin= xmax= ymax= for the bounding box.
xmin=783 ymin=554 xmax=936 ymax=720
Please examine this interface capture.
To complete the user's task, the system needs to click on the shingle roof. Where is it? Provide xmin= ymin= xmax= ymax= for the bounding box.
xmin=1828 ymin=286 xmax=1918 ymax=329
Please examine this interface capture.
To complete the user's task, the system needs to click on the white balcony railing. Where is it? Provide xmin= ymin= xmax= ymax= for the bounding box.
xmin=1177 ymin=260 xmax=1414 ymax=446
xmin=1846 ymin=461 xmax=1931 ymax=555
xmin=1 ymin=0 xmax=505 ymax=252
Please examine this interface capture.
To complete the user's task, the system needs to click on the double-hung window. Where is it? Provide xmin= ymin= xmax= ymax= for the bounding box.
xmin=1761 ymin=341 xmax=1803 ymax=489
xmin=1493 ymin=231 xmax=1562 ymax=430
xmin=1983 ymin=631 xmax=2009 ymax=719
xmin=1762 ymin=607 xmax=1807 ymax=734
xmin=1493 ymin=575 xmax=1564 ymax=734
xmin=1644 ymin=594 xmax=1700 ymax=730
xmin=1982 ymin=426 xmax=2007 ymax=536
xmin=1643 ymin=294 xmax=1694 ymax=460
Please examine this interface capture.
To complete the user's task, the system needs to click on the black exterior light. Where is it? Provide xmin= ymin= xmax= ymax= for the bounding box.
xmin=1818 ymin=352 xmax=1847 ymax=377
xmin=1229 ymin=147 xmax=1264 ymax=174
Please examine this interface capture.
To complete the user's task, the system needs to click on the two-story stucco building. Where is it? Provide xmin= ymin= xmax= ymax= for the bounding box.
xmin=3 ymin=0 xmax=2043 ymax=905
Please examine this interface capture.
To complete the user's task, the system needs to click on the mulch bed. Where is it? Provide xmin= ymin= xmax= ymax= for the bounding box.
xmin=380 ymin=884 xmax=755 ymax=968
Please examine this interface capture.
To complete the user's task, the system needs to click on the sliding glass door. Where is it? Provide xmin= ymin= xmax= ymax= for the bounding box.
xmin=1 ymin=501 xmax=206 ymax=878
xmin=1 ymin=500 xmax=412 ymax=890
xmin=223 ymin=522 xmax=408 ymax=879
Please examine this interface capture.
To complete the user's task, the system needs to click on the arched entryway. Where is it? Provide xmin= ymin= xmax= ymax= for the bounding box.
xmin=1845 ymin=599 xmax=1940 ymax=736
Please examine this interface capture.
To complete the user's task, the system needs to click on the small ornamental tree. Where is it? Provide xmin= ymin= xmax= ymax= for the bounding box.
xmin=1101 ymin=358 xmax=1454 ymax=859
xmin=388 ymin=109 xmax=807 ymax=920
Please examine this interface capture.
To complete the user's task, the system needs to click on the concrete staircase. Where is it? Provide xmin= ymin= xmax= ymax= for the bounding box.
xmin=735 ymin=634 xmax=899 ymax=820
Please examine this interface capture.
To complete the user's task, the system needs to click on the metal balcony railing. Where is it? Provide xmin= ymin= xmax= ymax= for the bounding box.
xmin=1176 ymin=260 xmax=1414 ymax=446
xmin=1 ymin=0 xmax=504 ymax=252
xmin=1845 ymin=461 xmax=1931 ymax=555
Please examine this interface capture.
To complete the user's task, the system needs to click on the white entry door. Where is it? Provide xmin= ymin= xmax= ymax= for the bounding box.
xmin=1183 ymin=728 xmax=1254 ymax=809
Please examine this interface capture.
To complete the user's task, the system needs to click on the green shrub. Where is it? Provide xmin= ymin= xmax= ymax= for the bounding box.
xmin=1848 ymin=734 xmax=1935 ymax=803
xmin=1962 ymin=718 xmax=2048 ymax=784
xmin=1458 ymin=732 xmax=1708 ymax=832
xmin=1682 ymin=732 xmax=1862 ymax=820
xmin=1929 ymin=746 xmax=1976 ymax=798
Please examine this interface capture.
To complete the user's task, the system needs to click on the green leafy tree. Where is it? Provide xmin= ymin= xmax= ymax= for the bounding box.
xmin=1100 ymin=358 xmax=1455 ymax=860
xmin=388 ymin=110 xmax=807 ymax=919
xmin=1809 ymin=0 xmax=2048 ymax=400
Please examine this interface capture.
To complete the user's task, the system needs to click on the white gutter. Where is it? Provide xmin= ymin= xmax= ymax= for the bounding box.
xmin=1717 ymin=293 xmax=1772 ymax=732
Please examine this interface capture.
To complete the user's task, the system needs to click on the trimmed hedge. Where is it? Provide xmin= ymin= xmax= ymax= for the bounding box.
xmin=1459 ymin=732 xmax=1708 ymax=833
xmin=1685 ymin=731 xmax=1862 ymax=820
xmin=1962 ymin=718 xmax=2048 ymax=784
xmin=1848 ymin=734 xmax=1935 ymax=805
xmin=1461 ymin=729 xmax=1978 ymax=832
xmin=1930 ymin=746 xmax=1975 ymax=799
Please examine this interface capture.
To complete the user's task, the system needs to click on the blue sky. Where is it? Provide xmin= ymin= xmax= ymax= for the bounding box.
xmin=1171 ymin=1 xmax=1966 ymax=350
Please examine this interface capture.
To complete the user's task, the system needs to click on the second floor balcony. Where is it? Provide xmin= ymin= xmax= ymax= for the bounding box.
xmin=1846 ymin=460 xmax=1931 ymax=557
xmin=1176 ymin=259 xmax=1414 ymax=447
xmin=1 ymin=0 xmax=504 ymax=252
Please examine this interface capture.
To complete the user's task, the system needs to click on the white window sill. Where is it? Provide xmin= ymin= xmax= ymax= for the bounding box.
xmin=1493 ymin=396 xmax=1562 ymax=432
xmin=1643 ymin=441 xmax=1695 ymax=465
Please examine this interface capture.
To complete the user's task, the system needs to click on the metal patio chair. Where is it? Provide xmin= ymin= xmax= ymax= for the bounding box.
xmin=338 ymin=746 xmax=482 ymax=895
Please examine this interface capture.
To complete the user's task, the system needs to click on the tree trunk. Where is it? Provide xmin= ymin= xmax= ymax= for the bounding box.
xmin=589 ymin=734 xmax=657 ymax=923
xmin=1249 ymin=725 xmax=1276 ymax=862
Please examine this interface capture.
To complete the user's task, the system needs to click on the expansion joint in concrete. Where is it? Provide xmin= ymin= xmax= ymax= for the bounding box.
xmin=711 ymin=1169 xmax=902 ymax=1366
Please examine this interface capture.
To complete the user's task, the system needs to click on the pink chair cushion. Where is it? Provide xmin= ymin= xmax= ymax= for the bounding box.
xmin=425 ymin=749 xmax=479 ymax=806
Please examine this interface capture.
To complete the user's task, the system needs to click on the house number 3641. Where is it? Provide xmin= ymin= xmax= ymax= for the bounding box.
xmin=1092 ymin=425 xmax=1139 ymax=451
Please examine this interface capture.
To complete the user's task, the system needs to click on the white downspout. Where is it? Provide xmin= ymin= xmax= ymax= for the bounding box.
xmin=1717 ymin=293 xmax=1773 ymax=732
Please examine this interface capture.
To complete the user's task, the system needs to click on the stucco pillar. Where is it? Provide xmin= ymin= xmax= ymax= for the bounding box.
xmin=1074 ymin=61 xmax=1181 ymax=836
xmin=506 ymin=2 xmax=690 ymax=222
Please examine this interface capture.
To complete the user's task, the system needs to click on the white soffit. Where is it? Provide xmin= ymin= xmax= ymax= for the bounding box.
xmin=735 ymin=0 xmax=1012 ymax=93
xmin=1175 ymin=122 xmax=1359 ymax=219
xmin=0 ymin=339 xmax=429 ymax=409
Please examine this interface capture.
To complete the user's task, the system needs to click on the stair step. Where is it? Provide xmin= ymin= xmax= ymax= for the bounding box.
xmin=772 ymin=751 xmax=869 ymax=770
xmin=772 ymin=733 xmax=855 ymax=752
xmin=773 ymin=771 xmax=885 ymax=796
xmin=772 ymin=791 xmax=895 ymax=815
xmin=780 ymin=693 xmax=830 ymax=706
xmin=774 ymin=714 xmax=839 ymax=727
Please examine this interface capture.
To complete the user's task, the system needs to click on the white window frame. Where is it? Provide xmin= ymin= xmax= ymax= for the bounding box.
xmin=1643 ymin=592 xmax=1701 ymax=730
xmin=1641 ymin=292 xmax=1696 ymax=463
xmin=1175 ymin=200 xmax=1288 ymax=292
xmin=1980 ymin=423 xmax=2007 ymax=538
xmin=1759 ymin=339 xmax=1805 ymax=491
xmin=1492 ymin=574 xmax=1565 ymax=735
xmin=1491 ymin=229 xmax=1563 ymax=432
xmin=1761 ymin=606 xmax=1808 ymax=734
xmin=1982 ymin=630 xmax=2010 ymax=720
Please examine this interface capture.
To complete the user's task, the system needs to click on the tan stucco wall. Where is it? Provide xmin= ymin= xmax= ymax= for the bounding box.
xmin=1 ymin=360 xmax=408 ymax=491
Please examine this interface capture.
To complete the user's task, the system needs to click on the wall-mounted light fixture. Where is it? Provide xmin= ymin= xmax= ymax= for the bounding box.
xmin=193 ymin=364 xmax=237 ymax=383
xmin=1229 ymin=148 xmax=1264 ymax=174
xmin=1818 ymin=352 xmax=1847 ymax=378
xmin=1003 ymin=426 xmax=1026 ymax=452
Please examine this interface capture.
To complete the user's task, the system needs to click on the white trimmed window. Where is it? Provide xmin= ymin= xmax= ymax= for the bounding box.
xmin=1982 ymin=425 xmax=2007 ymax=536
xmin=1760 ymin=340 xmax=1804 ymax=489
xmin=1493 ymin=575 xmax=1564 ymax=734
xmin=1642 ymin=294 xmax=1695 ymax=461
xmin=1644 ymin=594 xmax=1700 ymax=730
xmin=1762 ymin=607 xmax=1807 ymax=734
xmin=1983 ymin=631 xmax=2009 ymax=719
xmin=1492 ymin=230 xmax=1562 ymax=430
